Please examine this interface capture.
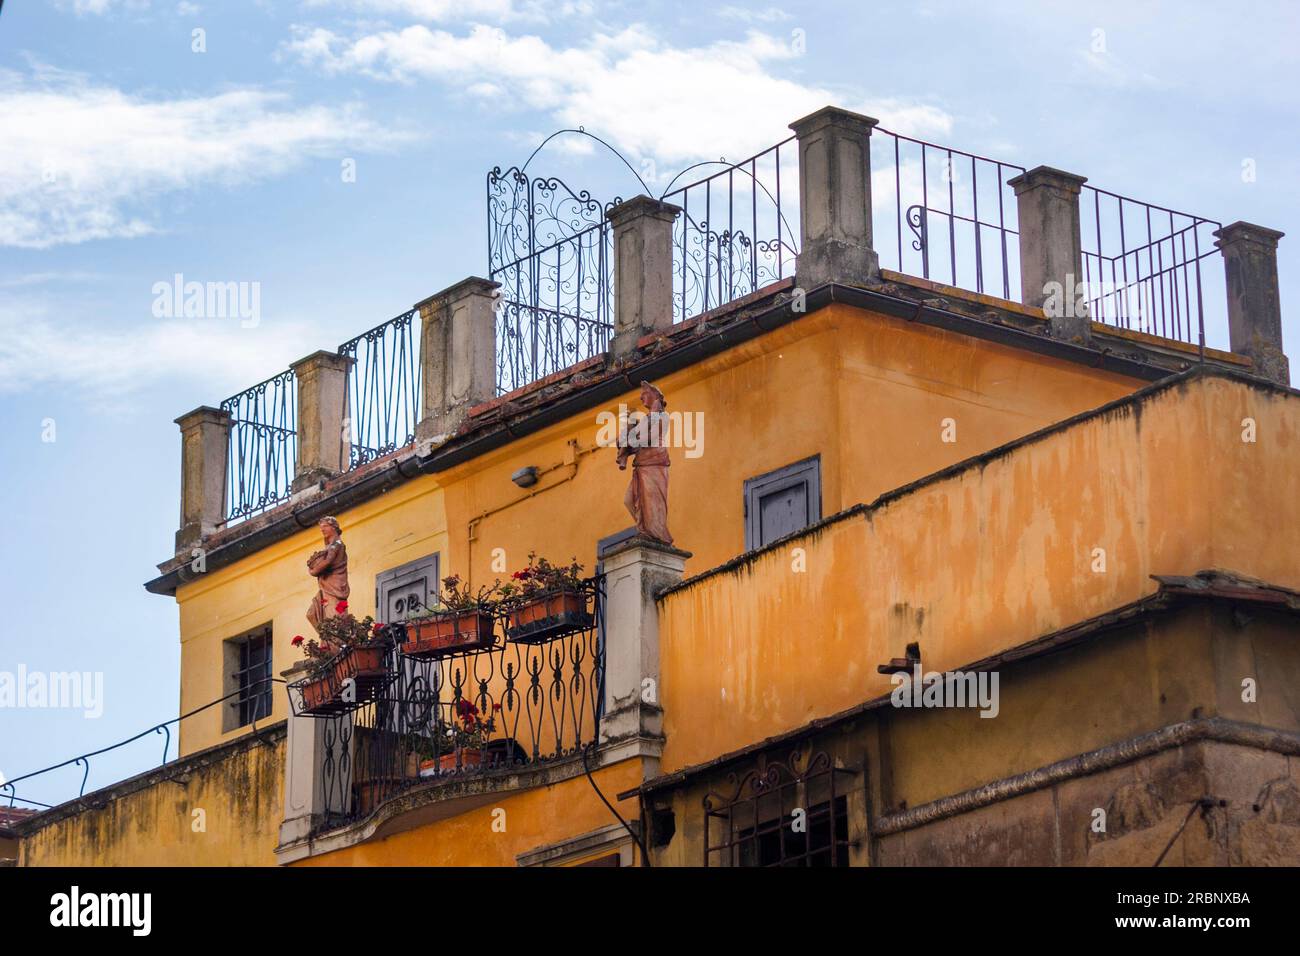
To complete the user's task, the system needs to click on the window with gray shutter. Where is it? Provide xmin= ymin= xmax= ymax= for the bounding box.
xmin=376 ymin=552 xmax=440 ymax=622
xmin=743 ymin=456 xmax=821 ymax=551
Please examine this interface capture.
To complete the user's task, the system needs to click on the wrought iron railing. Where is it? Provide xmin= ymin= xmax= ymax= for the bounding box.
xmin=288 ymin=582 xmax=605 ymax=834
xmin=217 ymin=308 xmax=420 ymax=523
xmin=660 ymin=137 xmax=800 ymax=319
xmin=339 ymin=308 xmax=422 ymax=468
xmin=487 ymin=139 xmax=800 ymax=394
xmin=872 ymin=126 xmax=1026 ymax=302
xmin=488 ymin=167 xmax=617 ymax=394
xmin=870 ymin=126 xmax=1227 ymax=349
xmin=211 ymin=130 xmax=1233 ymax=514
xmin=1079 ymin=186 xmax=1223 ymax=349
xmin=0 ymin=676 xmax=284 ymax=812
xmin=221 ymin=369 xmax=297 ymax=522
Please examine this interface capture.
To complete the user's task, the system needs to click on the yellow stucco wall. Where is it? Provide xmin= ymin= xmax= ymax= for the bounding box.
xmin=20 ymin=732 xmax=284 ymax=867
xmin=878 ymin=602 xmax=1300 ymax=810
xmin=649 ymin=601 xmax=1300 ymax=866
xmin=656 ymin=373 xmax=1300 ymax=774
xmin=293 ymin=759 xmax=640 ymax=866
xmin=178 ymin=302 xmax=1139 ymax=758
xmin=178 ymin=478 xmax=451 ymax=754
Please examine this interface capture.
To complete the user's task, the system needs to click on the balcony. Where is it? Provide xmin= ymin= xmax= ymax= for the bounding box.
xmin=284 ymin=580 xmax=605 ymax=837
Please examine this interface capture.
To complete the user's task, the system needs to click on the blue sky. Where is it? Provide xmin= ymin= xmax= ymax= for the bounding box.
xmin=1 ymin=0 xmax=1297 ymax=808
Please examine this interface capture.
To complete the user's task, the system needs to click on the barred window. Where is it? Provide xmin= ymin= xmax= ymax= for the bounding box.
xmin=226 ymin=627 xmax=273 ymax=730
xmin=703 ymin=748 xmax=855 ymax=867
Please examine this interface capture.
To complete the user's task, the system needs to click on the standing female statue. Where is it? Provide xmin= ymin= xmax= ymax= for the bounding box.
xmin=306 ymin=516 xmax=350 ymax=634
xmin=616 ymin=381 xmax=673 ymax=545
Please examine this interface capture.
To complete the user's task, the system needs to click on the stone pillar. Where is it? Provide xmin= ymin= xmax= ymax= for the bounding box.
xmin=1008 ymin=166 xmax=1090 ymax=342
xmin=415 ymin=276 xmax=499 ymax=442
xmin=598 ymin=536 xmax=690 ymax=763
xmin=174 ymin=405 xmax=232 ymax=552
xmin=289 ymin=350 xmax=353 ymax=492
xmin=278 ymin=661 xmax=353 ymax=849
xmin=607 ymin=196 xmax=680 ymax=358
xmin=789 ymin=106 xmax=880 ymax=288
xmin=1215 ymin=222 xmax=1289 ymax=384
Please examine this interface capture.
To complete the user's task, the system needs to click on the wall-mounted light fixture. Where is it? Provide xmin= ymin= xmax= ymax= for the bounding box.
xmin=511 ymin=465 xmax=539 ymax=488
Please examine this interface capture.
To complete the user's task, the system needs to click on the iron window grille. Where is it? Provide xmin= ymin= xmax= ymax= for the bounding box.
xmin=703 ymin=747 xmax=857 ymax=867
xmin=234 ymin=629 xmax=273 ymax=727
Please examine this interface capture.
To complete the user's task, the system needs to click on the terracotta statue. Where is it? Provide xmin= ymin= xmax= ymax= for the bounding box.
xmin=616 ymin=381 xmax=673 ymax=545
xmin=306 ymin=516 xmax=350 ymax=634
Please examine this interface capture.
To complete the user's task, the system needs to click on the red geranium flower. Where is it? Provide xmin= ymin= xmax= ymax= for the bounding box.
xmin=335 ymin=600 xmax=348 ymax=614
xmin=291 ymin=635 xmax=304 ymax=646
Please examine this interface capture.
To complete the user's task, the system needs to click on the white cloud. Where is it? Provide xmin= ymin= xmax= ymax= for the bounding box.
xmin=52 ymin=0 xmax=149 ymax=15
xmin=0 ymin=272 xmax=107 ymax=288
xmin=1075 ymin=49 xmax=1165 ymax=91
xmin=0 ymin=68 xmax=405 ymax=249
xmin=302 ymin=0 xmax=588 ymax=22
xmin=716 ymin=6 xmax=792 ymax=23
xmin=0 ymin=305 xmax=316 ymax=400
xmin=281 ymin=23 xmax=953 ymax=167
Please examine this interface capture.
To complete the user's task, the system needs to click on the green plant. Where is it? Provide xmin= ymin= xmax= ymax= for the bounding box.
xmin=316 ymin=605 xmax=384 ymax=649
xmin=290 ymin=634 xmax=336 ymax=678
xmin=408 ymin=575 xmax=499 ymax=620
xmin=413 ymin=698 xmax=501 ymax=759
xmin=292 ymin=599 xmax=388 ymax=677
xmin=495 ymin=553 xmax=585 ymax=605
xmin=405 ymin=732 xmax=440 ymax=761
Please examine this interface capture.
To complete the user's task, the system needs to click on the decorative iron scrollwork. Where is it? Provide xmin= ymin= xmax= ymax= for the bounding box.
xmin=306 ymin=579 xmax=605 ymax=835
xmin=220 ymin=368 xmax=297 ymax=522
xmin=488 ymin=167 xmax=618 ymax=394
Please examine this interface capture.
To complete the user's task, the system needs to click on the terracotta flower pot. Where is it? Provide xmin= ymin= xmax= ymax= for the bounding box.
xmin=403 ymin=611 xmax=496 ymax=659
xmin=326 ymin=642 xmax=390 ymax=705
xmin=419 ymin=750 xmax=482 ymax=776
xmin=299 ymin=673 xmax=339 ymax=715
xmin=506 ymin=590 xmax=592 ymax=644
xmin=293 ymin=642 xmax=391 ymax=715
xmin=333 ymin=642 xmax=387 ymax=682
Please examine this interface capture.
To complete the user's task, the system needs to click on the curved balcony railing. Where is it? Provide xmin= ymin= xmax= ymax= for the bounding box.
xmin=286 ymin=580 xmax=605 ymax=835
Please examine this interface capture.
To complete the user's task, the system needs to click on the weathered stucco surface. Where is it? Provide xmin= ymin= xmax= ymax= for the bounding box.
xmin=176 ymin=302 xmax=1137 ymax=759
xmin=19 ymin=728 xmax=284 ymax=867
xmin=648 ymin=603 xmax=1300 ymax=866
xmin=657 ymin=373 xmax=1300 ymax=773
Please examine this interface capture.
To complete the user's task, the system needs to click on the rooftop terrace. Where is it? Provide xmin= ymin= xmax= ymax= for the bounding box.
xmin=178 ymin=106 xmax=1286 ymax=542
